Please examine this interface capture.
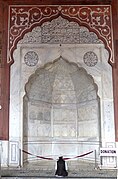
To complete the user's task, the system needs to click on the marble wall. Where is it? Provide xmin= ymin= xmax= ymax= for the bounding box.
xmin=1 ymin=16 xmax=115 ymax=168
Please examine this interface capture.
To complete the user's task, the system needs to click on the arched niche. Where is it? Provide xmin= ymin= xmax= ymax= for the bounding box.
xmin=23 ymin=57 xmax=100 ymax=163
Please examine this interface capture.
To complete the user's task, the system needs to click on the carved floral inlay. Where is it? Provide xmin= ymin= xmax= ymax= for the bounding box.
xmin=8 ymin=5 xmax=113 ymax=63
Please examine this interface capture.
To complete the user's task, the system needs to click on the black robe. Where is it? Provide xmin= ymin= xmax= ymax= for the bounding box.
xmin=55 ymin=157 xmax=68 ymax=177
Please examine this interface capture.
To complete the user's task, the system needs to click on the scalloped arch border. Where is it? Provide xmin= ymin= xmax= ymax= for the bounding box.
xmin=25 ymin=56 xmax=99 ymax=99
xmin=8 ymin=5 xmax=113 ymax=64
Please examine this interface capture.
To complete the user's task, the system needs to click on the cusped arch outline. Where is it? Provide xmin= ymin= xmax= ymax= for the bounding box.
xmin=25 ymin=56 xmax=99 ymax=98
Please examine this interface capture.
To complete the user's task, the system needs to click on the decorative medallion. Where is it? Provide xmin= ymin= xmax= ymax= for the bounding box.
xmin=24 ymin=51 xmax=39 ymax=66
xmin=83 ymin=51 xmax=98 ymax=67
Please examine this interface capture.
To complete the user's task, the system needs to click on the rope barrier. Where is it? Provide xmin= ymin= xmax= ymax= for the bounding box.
xmin=64 ymin=150 xmax=93 ymax=160
xmin=22 ymin=150 xmax=53 ymax=160
xmin=22 ymin=149 xmax=93 ymax=160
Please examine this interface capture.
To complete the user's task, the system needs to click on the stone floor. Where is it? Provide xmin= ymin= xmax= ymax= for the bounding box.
xmin=0 ymin=161 xmax=117 ymax=179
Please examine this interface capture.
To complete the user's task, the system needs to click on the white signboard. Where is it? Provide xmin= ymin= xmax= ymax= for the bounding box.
xmin=100 ymin=148 xmax=117 ymax=156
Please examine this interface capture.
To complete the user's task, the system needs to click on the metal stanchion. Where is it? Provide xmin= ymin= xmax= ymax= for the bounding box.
xmin=19 ymin=148 xmax=21 ymax=168
xmin=94 ymin=149 xmax=98 ymax=169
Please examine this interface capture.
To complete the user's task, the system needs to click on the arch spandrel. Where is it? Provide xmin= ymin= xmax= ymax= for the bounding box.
xmin=8 ymin=5 xmax=113 ymax=64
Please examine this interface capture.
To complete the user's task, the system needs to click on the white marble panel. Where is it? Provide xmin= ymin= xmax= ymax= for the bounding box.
xmin=78 ymin=120 xmax=98 ymax=138
xmin=0 ymin=141 xmax=8 ymax=167
xmin=102 ymin=100 xmax=115 ymax=141
xmin=53 ymin=124 xmax=76 ymax=138
xmin=52 ymin=142 xmax=78 ymax=158
xmin=8 ymin=141 xmax=19 ymax=166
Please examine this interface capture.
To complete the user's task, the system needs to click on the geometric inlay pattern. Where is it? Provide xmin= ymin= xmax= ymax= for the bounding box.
xmin=83 ymin=51 xmax=98 ymax=67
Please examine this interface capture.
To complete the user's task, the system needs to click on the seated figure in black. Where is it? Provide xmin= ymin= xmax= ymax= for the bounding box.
xmin=55 ymin=156 xmax=68 ymax=177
